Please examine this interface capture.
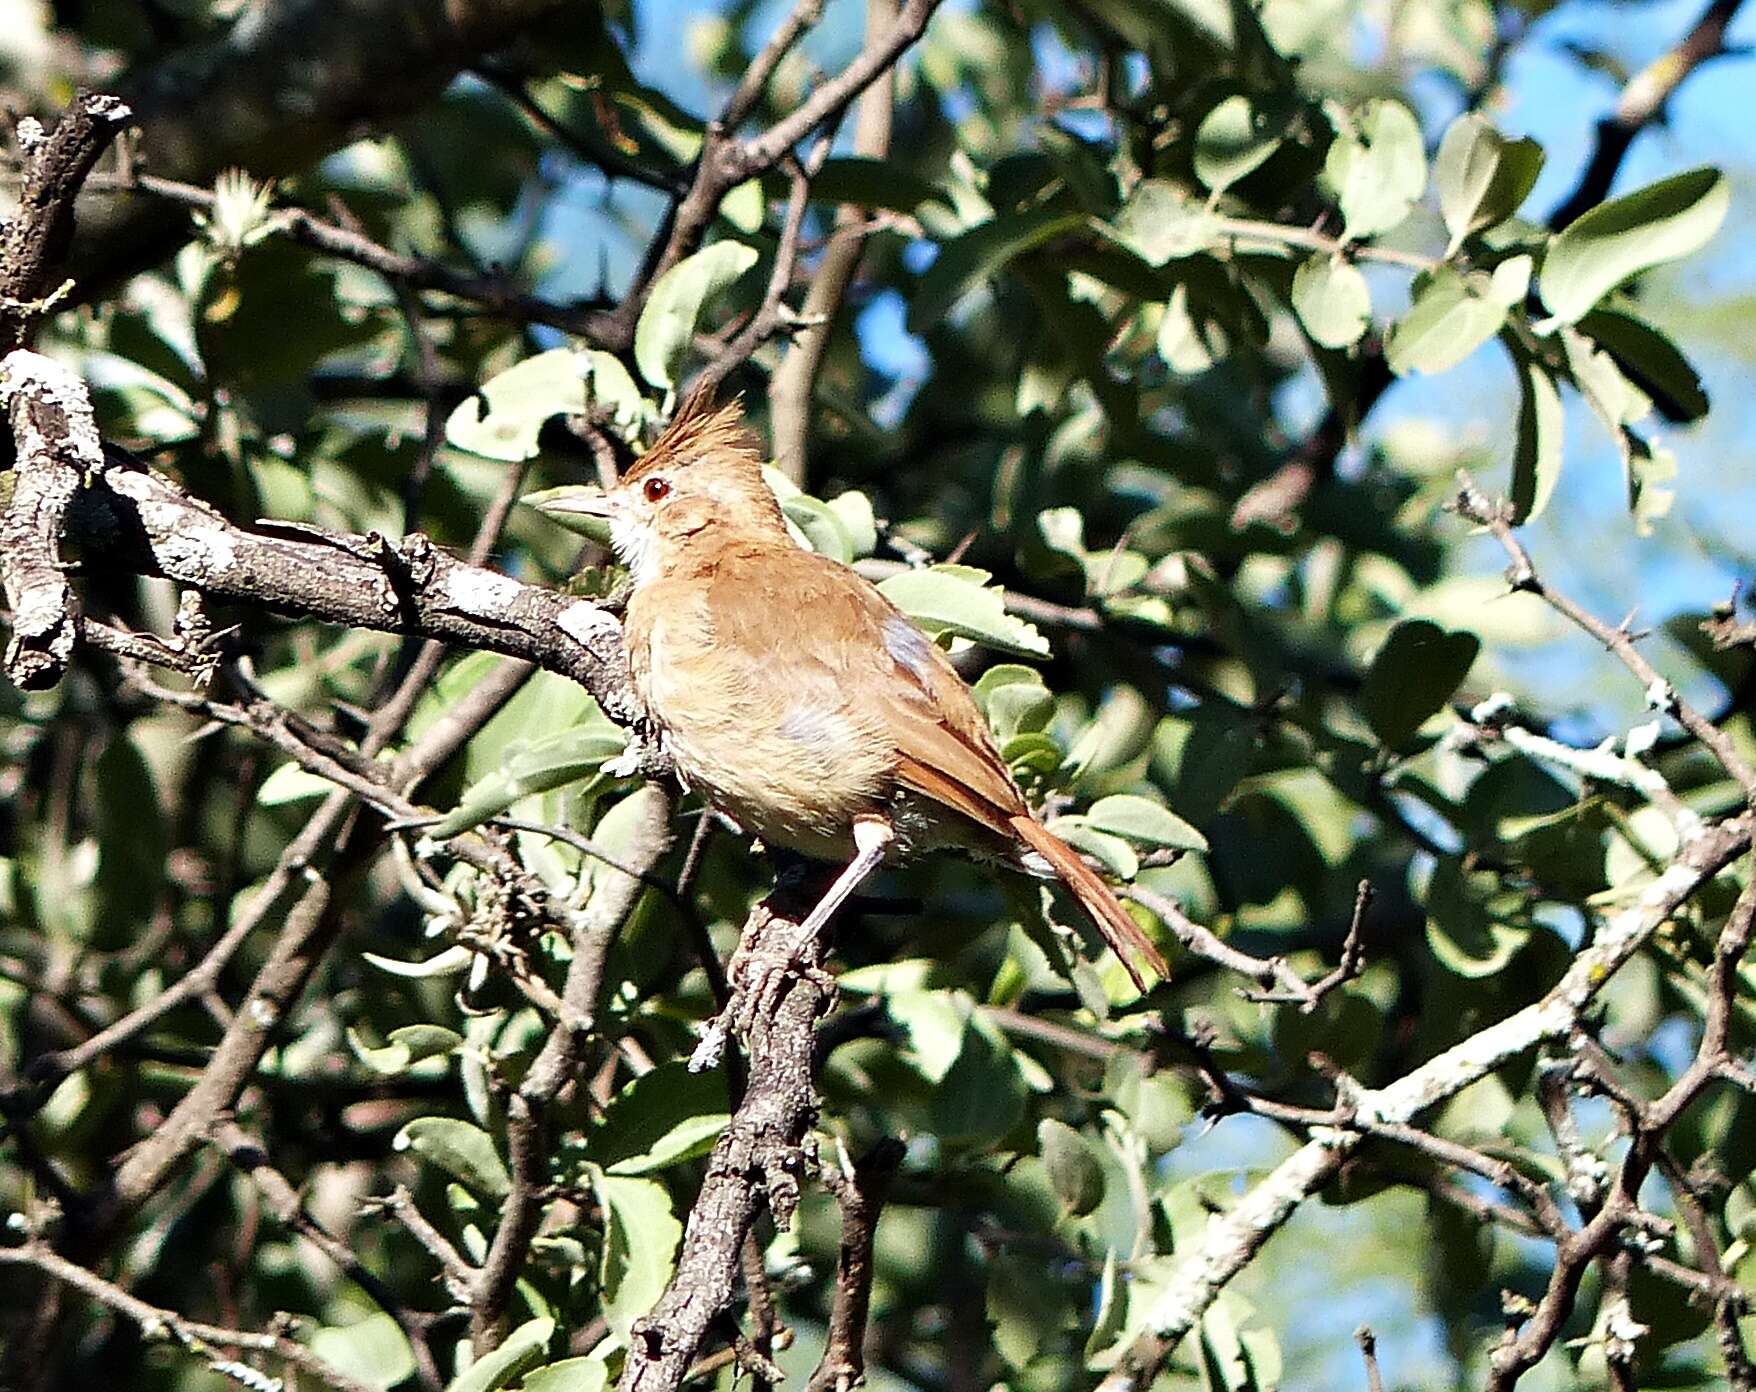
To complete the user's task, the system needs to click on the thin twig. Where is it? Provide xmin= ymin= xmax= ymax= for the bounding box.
xmin=0 ymin=1242 xmax=376 ymax=1392
xmin=1454 ymin=476 xmax=1756 ymax=799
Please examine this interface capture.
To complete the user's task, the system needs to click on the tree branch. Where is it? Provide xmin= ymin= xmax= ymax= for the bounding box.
xmin=1455 ymin=478 xmax=1756 ymax=799
xmin=616 ymin=886 xmax=840 ymax=1392
xmin=1548 ymin=0 xmax=1748 ymax=229
xmin=0 ymin=90 xmax=131 ymax=353
xmin=66 ymin=0 xmax=571 ymax=295
xmin=606 ymin=0 xmax=939 ymax=349
xmin=472 ymin=786 xmax=674 ymax=1349
xmin=0 ymin=1241 xmax=376 ymax=1392
xmin=805 ymin=1137 xmax=905 ymax=1392
xmin=767 ymin=0 xmax=901 ymax=484
xmin=1095 ymin=809 xmax=1751 ymax=1390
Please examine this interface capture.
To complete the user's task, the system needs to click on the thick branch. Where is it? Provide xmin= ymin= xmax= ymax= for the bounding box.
xmin=67 ymin=0 xmax=568 ymax=294
xmin=0 ymin=352 xmax=104 ymax=688
xmin=53 ymin=438 xmax=647 ymax=738
xmin=616 ymin=888 xmax=838 ymax=1392
xmin=0 ymin=90 xmax=131 ymax=353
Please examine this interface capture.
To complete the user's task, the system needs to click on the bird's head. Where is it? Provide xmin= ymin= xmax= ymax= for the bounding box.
xmin=533 ymin=390 xmax=787 ymax=585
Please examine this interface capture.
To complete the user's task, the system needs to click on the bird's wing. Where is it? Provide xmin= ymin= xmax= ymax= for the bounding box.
xmin=705 ymin=545 xmax=1027 ymax=830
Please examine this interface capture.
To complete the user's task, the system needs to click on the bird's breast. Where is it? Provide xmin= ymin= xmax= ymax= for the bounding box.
xmin=628 ymin=602 xmax=899 ymax=862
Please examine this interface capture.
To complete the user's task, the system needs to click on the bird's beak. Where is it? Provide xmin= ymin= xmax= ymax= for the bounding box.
xmin=527 ymin=484 xmax=614 ymax=518
xmin=524 ymin=485 xmax=616 ymax=543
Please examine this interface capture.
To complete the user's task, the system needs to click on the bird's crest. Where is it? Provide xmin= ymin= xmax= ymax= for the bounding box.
xmin=623 ymin=386 xmax=763 ymax=484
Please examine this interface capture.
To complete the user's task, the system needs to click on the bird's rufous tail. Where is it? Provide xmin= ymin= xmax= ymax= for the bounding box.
xmin=1008 ymin=814 xmax=1168 ymax=992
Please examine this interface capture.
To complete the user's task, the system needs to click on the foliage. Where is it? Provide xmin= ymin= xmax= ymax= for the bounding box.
xmin=1 ymin=3 xmax=1755 ymax=1392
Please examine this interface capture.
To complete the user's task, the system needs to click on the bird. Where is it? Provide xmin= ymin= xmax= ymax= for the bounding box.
xmin=537 ymin=391 xmax=1169 ymax=992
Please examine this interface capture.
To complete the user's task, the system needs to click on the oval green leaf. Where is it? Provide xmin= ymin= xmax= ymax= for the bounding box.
xmin=1326 ymin=99 xmax=1426 ymax=241
xmin=634 ymin=241 xmax=759 ymax=389
xmin=1038 ymin=1117 xmax=1106 ymax=1217
xmin=1193 ymin=95 xmax=1284 ymax=193
xmin=1434 ymin=114 xmax=1544 ymax=254
xmin=1291 ymin=255 xmax=1371 ymax=348
xmin=876 ymin=566 xmax=1050 ymax=657
xmin=396 ymin=1117 xmax=511 ymax=1199
xmin=445 ymin=1317 xmax=554 ymax=1392
xmin=1083 ymin=793 xmax=1208 ymax=853
xmin=1360 ymin=619 xmax=1481 ymax=750
xmin=1385 ymin=269 xmax=1506 ymax=376
xmin=1540 ymin=167 xmax=1728 ymax=324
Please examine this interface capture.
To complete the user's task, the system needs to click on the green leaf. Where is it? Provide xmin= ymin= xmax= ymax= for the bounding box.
xmin=348 ymin=1024 xmax=463 ymax=1076
xmin=1539 ymin=167 xmax=1729 ymax=324
xmin=1037 ymin=1117 xmax=1105 ymax=1217
xmin=521 ymin=1358 xmax=611 ymax=1392
xmin=809 ymin=156 xmax=954 ymax=215
xmin=1109 ymin=180 xmax=1217 ymax=264
xmin=1509 ymin=349 xmax=1565 ymax=524
xmin=909 ymin=210 xmax=1086 ymax=332
xmin=1157 ymin=283 xmax=1227 ymax=374
xmin=1577 ymin=306 xmax=1709 ymax=423
xmin=1385 ymin=268 xmax=1506 ymax=376
xmin=1083 ymin=793 xmax=1208 ymax=853
xmin=1360 ymin=619 xmax=1480 ymax=750
xmin=634 ymin=241 xmax=759 ymax=389
xmin=720 ymin=178 xmax=763 ymax=233
xmin=257 ymin=760 xmax=336 ymax=805
xmin=1562 ymin=324 xmax=1650 ymax=430
xmin=973 ymin=664 xmax=1055 ymax=741
xmin=446 ymin=1317 xmax=554 ymax=1392
xmin=311 ymin=1313 xmax=416 ymax=1392
xmin=447 ymin=349 xmax=586 ymax=462
xmin=1044 ymin=817 xmax=1139 ymax=879
xmin=876 ymin=566 xmax=1050 ymax=657
xmin=1290 ymin=255 xmax=1371 ymax=348
xmin=1325 ymin=99 xmax=1426 ymax=241
xmin=777 ymin=490 xmax=853 ymax=562
xmin=1424 ymin=861 xmax=1530 ymax=978
xmin=886 ymin=987 xmax=974 ymax=1084
xmin=586 ymin=1061 xmax=730 ymax=1174
xmin=588 ymin=1169 xmax=683 ymax=1344
xmin=432 ymin=722 xmax=627 ymax=838
xmin=1624 ymin=433 xmax=1678 ymax=537
xmin=1193 ymin=94 xmax=1285 ymax=193
xmin=94 ymin=734 xmax=167 ymax=944
xmin=576 ymin=351 xmax=649 ymax=437
xmin=1433 ymin=114 xmax=1544 ymax=254
xmin=825 ymin=489 xmax=879 ymax=559
xmin=396 ymin=1117 xmax=511 ymax=1199
xmin=989 ymin=1252 xmax=1070 ymax=1370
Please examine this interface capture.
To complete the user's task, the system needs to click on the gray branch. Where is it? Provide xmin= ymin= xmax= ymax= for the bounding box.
xmin=0 ymin=351 xmax=107 ymax=687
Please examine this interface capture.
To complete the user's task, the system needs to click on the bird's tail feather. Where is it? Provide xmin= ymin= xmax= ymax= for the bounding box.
xmin=1008 ymin=815 xmax=1168 ymax=992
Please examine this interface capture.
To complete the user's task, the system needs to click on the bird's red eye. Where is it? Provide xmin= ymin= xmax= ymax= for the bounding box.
xmin=642 ymin=476 xmax=670 ymax=503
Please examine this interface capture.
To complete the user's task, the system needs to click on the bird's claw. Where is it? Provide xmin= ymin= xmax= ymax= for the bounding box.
xmin=686 ymin=925 xmax=834 ymax=1071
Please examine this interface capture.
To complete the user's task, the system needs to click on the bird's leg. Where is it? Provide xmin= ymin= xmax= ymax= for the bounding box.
xmin=793 ymin=816 xmax=896 ymax=941
xmin=742 ymin=816 xmax=892 ymax=1022
xmin=691 ymin=818 xmax=893 ymax=1071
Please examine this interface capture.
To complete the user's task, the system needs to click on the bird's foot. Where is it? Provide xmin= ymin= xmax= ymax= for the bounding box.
xmin=734 ymin=927 xmax=838 ymax=1030
xmin=687 ymin=921 xmax=835 ymax=1072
